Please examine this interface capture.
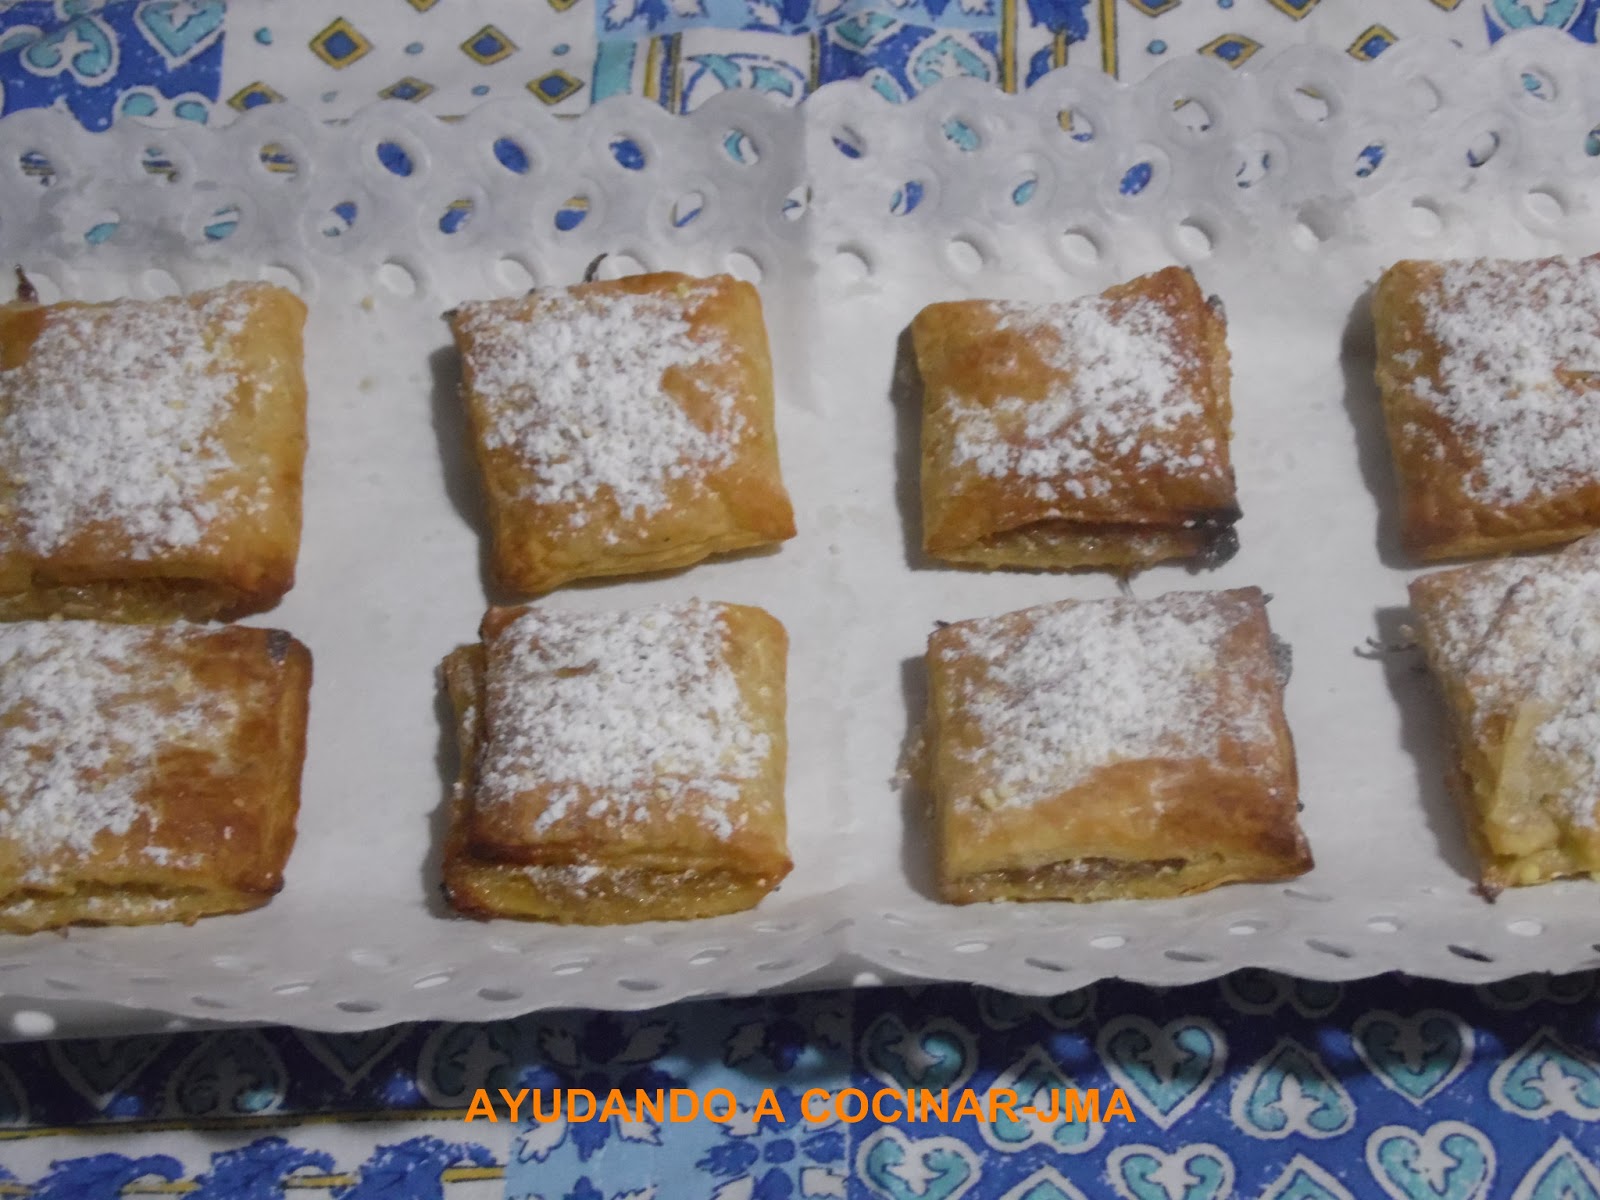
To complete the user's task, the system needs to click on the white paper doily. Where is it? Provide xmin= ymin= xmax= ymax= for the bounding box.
xmin=3 ymin=30 xmax=1600 ymax=1035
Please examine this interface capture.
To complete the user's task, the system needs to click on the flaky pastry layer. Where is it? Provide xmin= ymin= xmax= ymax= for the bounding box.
xmin=450 ymin=273 xmax=795 ymax=596
xmin=0 ymin=283 xmax=308 ymax=621
xmin=925 ymin=587 xmax=1309 ymax=905
xmin=0 ymin=884 xmax=268 ymax=935
xmin=440 ymin=602 xmax=792 ymax=924
xmin=1373 ymin=255 xmax=1600 ymax=562
xmin=1410 ymin=539 xmax=1600 ymax=890
xmin=914 ymin=266 xmax=1238 ymax=572
xmin=0 ymin=622 xmax=311 ymax=933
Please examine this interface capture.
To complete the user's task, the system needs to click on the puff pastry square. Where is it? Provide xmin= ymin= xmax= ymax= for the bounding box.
xmin=449 ymin=273 xmax=796 ymax=596
xmin=0 ymin=282 xmax=308 ymax=621
xmin=1410 ymin=531 xmax=1600 ymax=890
xmin=914 ymin=266 xmax=1238 ymax=572
xmin=925 ymin=588 xmax=1309 ymax=904
xmin=442 ymin=598 xmax=792 ymax=923
xmin=0 ymin=621 xmax=311 ymax=933
xmin=1373 ymin=254 xmax=1600 ymax=561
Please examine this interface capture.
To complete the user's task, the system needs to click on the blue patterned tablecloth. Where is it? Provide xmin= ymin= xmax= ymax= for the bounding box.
xmin=3 ymin=972 xmax=1600 ymax=1197
xmin=0 ymin=0 xmax=1595 ymax=127
xmin=6 ymin=2 xmax=1600 ymax=1197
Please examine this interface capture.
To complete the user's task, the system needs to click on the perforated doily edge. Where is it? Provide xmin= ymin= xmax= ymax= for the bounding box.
xmin=0 ymin=31 xmax=1599 ymax=1035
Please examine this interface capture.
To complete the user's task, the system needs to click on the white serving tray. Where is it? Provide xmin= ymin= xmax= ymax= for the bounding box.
xmin=2 ymin=30 xmax=1600 ymax=1037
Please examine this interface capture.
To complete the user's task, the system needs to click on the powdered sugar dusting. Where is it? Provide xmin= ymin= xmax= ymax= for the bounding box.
xmin=938 ymin=592 xmax=1274 ymax=810
xmin=456 ymin=281 xmax=747 ymax=527
xmin=1413 ymin=256 xmax=1600 ymax=505
xmin=1456 ymin=536 xmax=1600 ymax=827
xmin=479 ymin=600 xmax=770 ymax=840
xmin=0 ymin=622 xmax=217 ymax=885
xmin=943 ymin=294 xmax=1219 ymax=501
xmin=0 ymin=285 xmax=262 ymax=557
xmin=520 ymin=862 xmax=609 ymax=897
xmin=1422 ymin=558 xmax=1532 ymax=681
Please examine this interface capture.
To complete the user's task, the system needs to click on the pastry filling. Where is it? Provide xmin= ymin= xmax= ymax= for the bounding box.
xmin=949 ymin=857 xmax=1193 ymax=901
xmin=967 ymin=515 xmax=1240 ymax=567
xmin=448 ymin=860 xmax=780 ymax=923
xmin=984 ymin=856 xmax=1188 ymax=887
xmin=0 ymin=883 xmax=225 ymax=927
xmin=0 ymin=577 xmax=252 ymax=622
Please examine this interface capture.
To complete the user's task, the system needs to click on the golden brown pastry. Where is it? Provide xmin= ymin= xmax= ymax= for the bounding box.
xmin=925 ymin=588 xmax=1309 ymax=904
xmin=1410 ymin=531 xmax=1600 ymax=890
xmin=913 ymin=266 xmax=1237 ymax=571
xmin=0 ymin=282 xmax=308 ymax=621
xmin=1373 ymin=254 xmax=1600 ymax=561
xmin=442 ymin=598 xmax=791 ymax=923
xmin=0 ymin=620 xmax=311 ymax=933
xmin=449 ymin=273 xmax=796 ymax=596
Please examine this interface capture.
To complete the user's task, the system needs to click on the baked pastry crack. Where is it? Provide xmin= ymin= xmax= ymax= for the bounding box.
xmin=1410 ymin=531 xmax=1600 ymax=889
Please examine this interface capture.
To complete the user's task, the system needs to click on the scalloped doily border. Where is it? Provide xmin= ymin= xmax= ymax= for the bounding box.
xmin=1 ymin=31 xmax=1600 ymax=1035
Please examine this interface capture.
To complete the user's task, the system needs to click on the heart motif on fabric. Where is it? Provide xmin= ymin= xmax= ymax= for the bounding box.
xmin=417 ymin=1021 xmax=519 ymax=1106
xmin=979 ymin=1045 xmax=1104 ymax=1155
xmin=1231 ymin=1037 xmax=1355 ymax=1139
xmin=48 ymin=1036 xmax=170 ymax=1112
xmin=857 ymin=1127 xmax=978 ymax=1200
xmin=1475 ymin=972 xmax=1593 ymax=1011
xmin=293 ymin=1028 xmax=410 ymax=1090
xmin=1491 ymin=1028 xmax=1600 ymax=1120
xmin=1353 ymin=1010 xmax=1474 ymax=1107
xmin=135 ymin=0 xmax=225 ymax=66
xmin=1097 ymin=1015 xmax=1225 ymax=1129
xmin=1221 ymin=970 xmax=1341 ymax=1018
xmin=20 ymin=13 xmax=118 ymax=83
xmin=998 ymin=1167 xmax=1090 ymax=1200
xmin=862 ymin=1013 xmax=975 ymax=1093
xmin=164 ymin=1031 xmax=287 ymax=1118
xmin=1108 ymin=1143 xmax=1234 ymax=1200
xmin=1511 ymin=1138 xmax=1600 ymax=1200
xmin=976 ymin=986 xmax=1094 ymax=1031
xmin=1487 ymin=0 xmax=1583 ymax=33
xmin=1261 ymin=1156 xmax=1356 ymax=1200
xmin=1366 ymin=1121 xmax=1495 ymax=1200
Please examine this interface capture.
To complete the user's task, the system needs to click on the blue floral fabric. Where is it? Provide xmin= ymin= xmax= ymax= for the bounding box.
xmin=1 ymin=0 xmax=1598 ymax=123
xmin=0 ymin=1 xmax=222 ymax=130
xmin=5 ymin=3 xmax=1600 ymax=1198
xmin=2 ymin=972 xmax=1600 ymax=1195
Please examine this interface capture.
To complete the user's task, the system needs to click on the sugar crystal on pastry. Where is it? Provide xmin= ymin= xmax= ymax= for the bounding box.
xmin=0 ymin=282 xmax=308 ymax=620
xmin=947 ymin=297 xmax=1222 ymax=498
xmin=478 ymin=601 xmax=768 ymax=842
xmin=925 ymin=588 xmax=1309 ymax=904
xmin=1417 ymin=258 xmax=1600 ymax=506
xmin=2 ymin=289 xmax=251 ymax=554
xmin=1411 ymin=531 xmax=1600 ymax=890
xmin=940 ymin=592 xmax=1276 ymax=809
xmin=0 ymin=624 xmax=203 ymax=882
xmin=915 ymin=266 xmax=1238 ymax=572
xmin=459 ymin=283 xmax=743 ymax=524
xmin=440 ymin=597 xmax=792 ymax=923
xmin=449 ymin=272 xmax=795 ymax=595
xmin=1373 ymin=253 xmax=1600 ymax=560
xmin=0 ymin=619 xmax=311 ymax=933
